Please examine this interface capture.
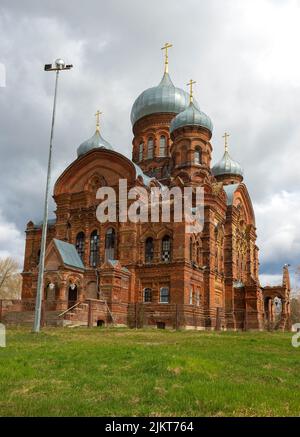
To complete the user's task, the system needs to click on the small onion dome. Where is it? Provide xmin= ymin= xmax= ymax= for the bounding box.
xmin=130 ymin=72 xmax=197 ymax=126
xmin=170 ymin=101 xmax=213 ymax=135
xmin=77 ymin=129 xmax=113 ymax=157
xmin=212 ymin=150 xmax=244 ymax=179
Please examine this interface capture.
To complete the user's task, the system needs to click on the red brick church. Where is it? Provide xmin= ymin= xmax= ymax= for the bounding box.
xmin=16 ymin=47 xmax=291 ymax=330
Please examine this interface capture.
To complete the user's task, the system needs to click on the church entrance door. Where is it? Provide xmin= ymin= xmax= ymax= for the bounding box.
xmin=68 ymin=285 xmax=78 ymax=308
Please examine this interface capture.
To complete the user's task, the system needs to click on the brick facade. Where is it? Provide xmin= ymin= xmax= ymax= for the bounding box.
xmin=18 ymin=87 xmax=290 ymax=331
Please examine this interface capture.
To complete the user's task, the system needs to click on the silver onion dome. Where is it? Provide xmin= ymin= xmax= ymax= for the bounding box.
xmin=212 ymin=150 xmax=244 ymax=178
xmin=170 ymin=101 xmax=213 ymax=134
xmin=130 ymin=72 xmax=197 ymax=126
xmin=77 ymin=129 xmax=113 ymax=157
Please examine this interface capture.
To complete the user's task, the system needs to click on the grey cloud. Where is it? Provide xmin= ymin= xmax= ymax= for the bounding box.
xmin=0 ymin=0 xmax=299 ymax=282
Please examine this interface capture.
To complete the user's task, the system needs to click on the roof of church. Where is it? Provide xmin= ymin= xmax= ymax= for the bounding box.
xmin=77 ymin=129 xmax=113 ymax=157
xmin=170 ymin=101 xmax=213 ymax=134
xmin=53 ymin=239 xmax=84 ymax=270
xmin=130 ymin=72 xmax=196 ymax=126
xmin=212 ymin=150 xmax=244 ymax=179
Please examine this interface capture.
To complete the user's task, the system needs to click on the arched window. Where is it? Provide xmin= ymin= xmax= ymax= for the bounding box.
xmin=161 ymin=235 xmax=171 ymax=262
xmin=105 ymin=228 xmax=116 ymax=260
xmin=160 ymin=287 xmax=170 ymax=303
xmin=89 ymin=230 xmax=99 ymax=267
xmin=139 ymin=143 xmax=144 ymax=162
xmin=76 ymin=232 xmax=85 ymax=260
xmin=159 ymin=135 xmax=166 ymax=157
xmin=147 ymin=138 xmax=154 ymax=159
xmin=195 ymin=147 xmax=202 ymax=164
xmin=145 ymin=237 xmax=154 ymax=263
xmin=144 ymin=288 xmax=152 ymax=303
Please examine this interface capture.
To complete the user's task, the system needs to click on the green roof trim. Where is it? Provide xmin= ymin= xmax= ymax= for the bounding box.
xmin=53 ymin=239 xmax=84 ymax=270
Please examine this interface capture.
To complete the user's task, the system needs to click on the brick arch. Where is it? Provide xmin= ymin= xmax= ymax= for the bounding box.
xmin=66 ymin=274 xmax=82 ymax=287
xmin=54 ymin=149 xmax=136 ymax=196
xmin=44 ymin=274 xmax=62 ymax=301
xmin=156 ymin=228 xmax=173 ymax=240
xmin=140 ymin=229 xmax=156 ymax=243
xmin=175 ymin=171 xmax=190 ymax=184
xmin=84 ymin=173 xmax=107 ymax=192
xmin=232 ymin=184 xmax=256 ymax=227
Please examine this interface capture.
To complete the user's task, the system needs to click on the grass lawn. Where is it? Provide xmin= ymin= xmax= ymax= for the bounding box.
xmin=0 ymin=327 xmax=299 ymax=417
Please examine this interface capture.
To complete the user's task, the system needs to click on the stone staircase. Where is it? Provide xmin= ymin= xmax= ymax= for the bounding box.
xmin=1 ymin=299 xmax=109 ymax=328
xmin=61 ymin=302 xmax=90 ymax=327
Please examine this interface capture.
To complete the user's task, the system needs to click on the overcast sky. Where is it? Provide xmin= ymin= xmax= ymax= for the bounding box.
xmin=0 ymin=0 xmax=299 ymax=289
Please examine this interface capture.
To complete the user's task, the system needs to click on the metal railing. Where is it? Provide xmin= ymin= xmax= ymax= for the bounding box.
xmin=58 ymin=301 xmax=82 ymax=318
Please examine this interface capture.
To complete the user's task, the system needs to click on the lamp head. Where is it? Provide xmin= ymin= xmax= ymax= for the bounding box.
xmin=55 ymin=58 xmax=65 ymax=69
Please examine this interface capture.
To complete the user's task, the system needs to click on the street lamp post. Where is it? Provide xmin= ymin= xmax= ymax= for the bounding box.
xmin=33 ymin=59 xmax=73 ymax=333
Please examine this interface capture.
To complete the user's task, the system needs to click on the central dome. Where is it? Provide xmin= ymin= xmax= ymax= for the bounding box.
xmin=130 ymin=72 xmax=197 ymax=126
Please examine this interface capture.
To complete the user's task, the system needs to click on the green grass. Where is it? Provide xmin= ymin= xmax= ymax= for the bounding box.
xmin=0 ymin=327 xmax=299 ymax=416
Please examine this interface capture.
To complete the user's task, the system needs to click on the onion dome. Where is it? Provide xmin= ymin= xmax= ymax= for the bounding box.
xmin=212 ymin=150 xmax=243 ymax=178
xmin=170 ymin=101 xmax=213 ymax=134
xmin=77 ymin=111 xmax=113 ymax=157
xmin=130 ymin=72 xmax=196 ymax=126
xmin=212 ymin=134 xmax=243 ymax=180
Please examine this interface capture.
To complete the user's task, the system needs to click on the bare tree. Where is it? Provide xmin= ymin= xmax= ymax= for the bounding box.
xmin=0 ymin=257 xmax=22 ymax=299
xmin=291 ymin=296 xmax=300 ymax=324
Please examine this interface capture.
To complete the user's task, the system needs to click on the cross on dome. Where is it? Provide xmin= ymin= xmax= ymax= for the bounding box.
xmin=161 ymin=42 xmax=173 ymax=73
xmin=223 ymin=132 xmax=230 ymax=152
xmin=186 ymin=79 xmax=196 ymax=103
xmin=95 ymin=110 xmax=102 ymax=132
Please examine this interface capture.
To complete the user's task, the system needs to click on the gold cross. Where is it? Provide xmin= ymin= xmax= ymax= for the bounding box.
xmin=186 ymin=79 xmax=196 ymax=103
xmin=95 ymin=110 xmax=102 ymax=132
xmin=223 ymin=132 xmax=230 ymax=152
xmin=161 ymin=42 xmax=173 ymax=73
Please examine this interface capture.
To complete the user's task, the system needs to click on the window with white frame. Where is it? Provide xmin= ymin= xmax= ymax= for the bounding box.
xmin=105 ymin=228 xmax=116 ymax=260
xmin=195 ymin=147 xmax=202 ymax=164
xmin=159 ymin=135 xmax=166 ymax=157
xmin=90 ymin=230 xmax=99 ymax=267
xmin=139 ymin=143 xmax=144 ymax=161
xmin=160 ymin=287 xmax=169 ymax=303
xmin=161 ymin=235 xmax=171 ymax=263
xmin=189 ymin=289 xmax=193 ymax=305
xmin=147 ymin=138 xmax=154 ymax=159
xmin=76 ymin=232 xmax=85 ymax=261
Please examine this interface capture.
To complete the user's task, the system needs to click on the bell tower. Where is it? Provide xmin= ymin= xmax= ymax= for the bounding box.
xmin=131 ymin=44 xmax=191 ymax=184
xmin=169 ymin=80 xmax=213 ymax=185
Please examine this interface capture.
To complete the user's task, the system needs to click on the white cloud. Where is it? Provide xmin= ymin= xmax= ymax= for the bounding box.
xmin=0 ymin=0 xmax=299 ymax=278
xmin=255 ymin=191 xmax=300 ymax=266
xmin=259 ymin=273 xmax=282 ymax=287
xmin=0 ymin=210 xmax=24 ymax=266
